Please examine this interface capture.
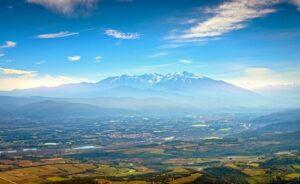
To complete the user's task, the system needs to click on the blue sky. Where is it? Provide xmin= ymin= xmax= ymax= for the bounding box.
xmin=0 ymin=0 xmax=300 ymax=90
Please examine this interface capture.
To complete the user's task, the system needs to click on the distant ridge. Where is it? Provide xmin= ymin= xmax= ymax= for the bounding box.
xmin=2 ymin=72 xmax=256 ymax=97
xmin=1 ymin=71 xmax=299 ymax=115
xmin=0 ymin=72 xmax=286 ymax=109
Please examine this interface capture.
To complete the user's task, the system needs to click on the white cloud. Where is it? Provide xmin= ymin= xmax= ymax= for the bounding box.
xmin=225 ymin=67 xmax=300 ymax=89
xmin=37 ymin=31 xmax=78 ymax=39
xmin=0 ymin=67 xmax=90 ymax=91
xmin=27 ymin=0 xmax=99 ymax=16
xmin=1 ymin=41 xmax=17 ymax=49
xmin=179 ymin=59 xmax=192 ymax=64
xmin=35 ymin=61 xmax=45 ymax=65
xmin=0 ymin=67 xmax=36 ymax=77
xmin=105 ymin=29 xmax=140 ymax=39
xmin=168 ymin=0 xmax=280 ymax=42
xmin=95 ymin=56 xmax=102 ymax=62
xmin=0 ymin=53 xmax=5 ymax=57
xmin=291 ymin=0 xmax=300 ymax=10
xmin=0 ymin=74 xmax=88 ymax=91
xmin=68 ymin=55 xmax=81 ymax=62
xmin=147 ymin=52 xmax=167 ymax=58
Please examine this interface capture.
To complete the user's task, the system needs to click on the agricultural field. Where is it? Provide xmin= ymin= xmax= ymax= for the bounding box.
xmin=0 ymin=112 xmax=299 ymax=183
xmin=0 ymin=149 xmax=299 ymax=183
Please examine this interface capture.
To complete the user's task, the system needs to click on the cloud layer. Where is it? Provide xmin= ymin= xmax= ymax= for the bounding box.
xmin=0 ymin=75 xmax=87 ymax=91
xmin=105 ymin=29 xmax=140 ymax=39
xmin=0 ymin=67 xmax=88 ymax=91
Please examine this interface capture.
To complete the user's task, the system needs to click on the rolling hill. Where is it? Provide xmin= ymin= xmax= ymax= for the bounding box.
xmin=0 ymin=97 xmax=131 ymax=118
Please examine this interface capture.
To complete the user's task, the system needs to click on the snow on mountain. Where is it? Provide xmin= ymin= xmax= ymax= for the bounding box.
xmin=101 ymin=71 xmax=205 ymax=87
xmin=2 ymin=72 xmax=258 ymax=101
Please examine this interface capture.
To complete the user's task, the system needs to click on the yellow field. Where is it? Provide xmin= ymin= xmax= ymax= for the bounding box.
xmin=225 ymin=163 xmax=240 ymax=170
xmin=242 ymin=168 xmax=266 ymax=176
xmin=0 ymin=163 xmax=96 ymax=184
xmin=248 ymin=163 xmax=260 ymax=167
xmin=169 ymin=173 xmax=202 ymax=184
xmin=285 ymin=173 xmax=300 ymax=180
xmin=292 ymin=164 xmax=300 ymax=170
xmin=46 ymin=176 xmax=65 ymax=182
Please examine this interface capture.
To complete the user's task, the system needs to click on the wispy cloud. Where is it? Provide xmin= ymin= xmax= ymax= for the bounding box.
xmin=36 ymin=31 xmax=78 ymax=39
xmin=0 ymin=67 xmax=36 ymax=77
xmin=167 ymin=0 xmax=280 ymax=42
xmin=0 ymin=53 xmax=5 ymax=57
xmin=27 ymin=0 xmax=99 ymax=16
xmin=179 ymin=59 xmax=192 ymax=64
xmin=105 ymin=29 xmax=140 ymax=39
xmin=95 ymin=56 xmax=102 ymax=63
xmin=35 ymin=61 xmax=45 ymax=65
xmin=147 ymin=52 xmax=167 ymax=58
xmin=1 ymin=41 xmax=17 ymax=49
xmin=68 ymin=55 xmax=81 ymax=62
xmin=160 ymin=43 xmax=183 ymax=49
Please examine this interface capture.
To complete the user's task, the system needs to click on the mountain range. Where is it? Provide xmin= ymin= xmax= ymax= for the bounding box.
xmin=2 ymin=72 xmax=256 ymax=97
xmin=0 ymin=72 xmax=298 ymax=110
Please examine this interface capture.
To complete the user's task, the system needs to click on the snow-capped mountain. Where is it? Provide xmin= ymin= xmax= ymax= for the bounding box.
xmin=7 ymin=72 xmax=297 ymax=108
xmin=98 ymin=71 xmax=255 ymax=97
xmin=1 ymin=72 xmax=264 ymax=108
xmin=100 ymin=71 xmax=206 ymax=89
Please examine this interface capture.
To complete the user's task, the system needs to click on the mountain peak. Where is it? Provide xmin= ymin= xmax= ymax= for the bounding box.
xmin=99 ymin=72 xmax=207 ymax=87
xmin=3 ymin=72 xmax=258 ymax=105
xmin=165 ymin=71 xmax=204 ymax=79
